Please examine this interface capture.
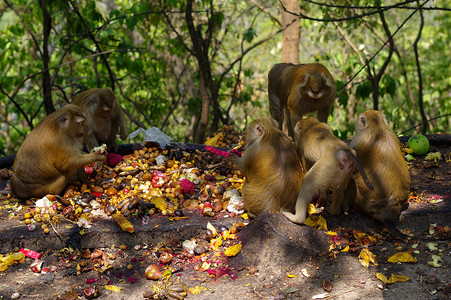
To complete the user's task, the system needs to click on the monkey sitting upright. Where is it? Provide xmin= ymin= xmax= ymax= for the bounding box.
xmin=72 ymin=88 xmax=128 ymax=153
xmin=228 ymin=116 xmax=304 ymax=217
xmin=344 ymin=110 xmax=411 ymax=223
xmin=10 ymin=104 xmax=106 ymax=199
xmin=268 ymin=63 xmax=336 ymax=138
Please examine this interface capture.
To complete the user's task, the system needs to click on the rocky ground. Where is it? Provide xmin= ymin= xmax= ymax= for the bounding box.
xmin=0 ymin=137 xmax=449 ymax=300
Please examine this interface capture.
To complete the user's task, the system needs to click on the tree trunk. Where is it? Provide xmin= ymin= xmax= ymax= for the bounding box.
xmin=281 ymin=0 xmax=300 ymax=64
xmin=40 ymin=0 xmax=55 ymax=114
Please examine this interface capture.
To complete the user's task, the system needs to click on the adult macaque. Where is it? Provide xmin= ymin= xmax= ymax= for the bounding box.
xmin=72 ymin=88 xmax=128 ymax=153
xmin=228 ymin=116 xmax=304 ymax=217
xmin=268 ymin=63 xmax=336 ymax=137
xmin=10 ymin=104 xmax=107 ymax=199
xmin=282 ymin=117 xmax=373 ymax=224
xmin=345 ymin=110 xmax=410 ymax=223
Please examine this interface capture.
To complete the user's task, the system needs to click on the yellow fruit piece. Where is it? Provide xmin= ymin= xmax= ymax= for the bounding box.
xmin=150 ymin=196 xmax=167 ymax=211
xmin=304 ymin=215 xmax=327 ymax=231
xmin=387 ymin=252 xmax=417 ymax=263
xmin=358 ymin=248 xmax=376 ymax=268
xmin=104 ymin=285 xmax=124 ymax=292
xmin=112 ymin=213 xmax=135 ymax=233
xmin=188 ymin=286 xmax=208 ymax=295
xmin=376 ymin=273 xmax=410 ymax=284
xmin=210 ymin=236 xmax=223 ymax=251
xmin=204 ymin=133 xmax=223 ymax=146
xmin=224 ymin=243 xmax=242 ymax=257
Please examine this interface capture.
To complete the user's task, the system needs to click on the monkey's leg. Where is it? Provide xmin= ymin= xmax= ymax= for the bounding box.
xmin=317 ymin=106 xmax=330 ymax=123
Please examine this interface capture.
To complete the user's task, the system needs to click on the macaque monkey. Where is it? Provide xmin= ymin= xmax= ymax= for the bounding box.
xmin=268 ymin=63 xmax=336 ymax=138
xmin=72 ymin=88 xmax=128 ymax=153
xmin=229 ymin=116 xmax=304 ymax=217
xmin=345 ymin=110 xmax=410 ymax=223
xmin=282 ymin=117 xmax=373 ymax=224
xmin=10 ymin=104 xmax=107 ymax=199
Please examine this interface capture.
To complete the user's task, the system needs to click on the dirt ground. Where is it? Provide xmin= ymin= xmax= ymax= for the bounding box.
xmin=0 ymin=142 xmax=449 ymax=300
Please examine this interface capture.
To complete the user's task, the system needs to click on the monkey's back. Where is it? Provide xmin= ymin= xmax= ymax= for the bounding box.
xmin=241 ymin=134 xmax=304 ymax=216
xmin=351 ymin=129 xmax=410 ymax=222
xmin=11 ymin=120 xmax=77 ymax=199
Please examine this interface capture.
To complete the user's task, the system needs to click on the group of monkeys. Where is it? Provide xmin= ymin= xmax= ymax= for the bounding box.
xmin=10 ymin=88 xmax=128 ymax=200
xmin=229 ymin=63 xmax=410 ymax=225
xmin=9 ymin=62 xmax=411 ymax=228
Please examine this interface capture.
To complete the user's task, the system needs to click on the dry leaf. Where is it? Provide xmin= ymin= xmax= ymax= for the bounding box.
xmin=427 ymin=255 xmax=442 ymax=267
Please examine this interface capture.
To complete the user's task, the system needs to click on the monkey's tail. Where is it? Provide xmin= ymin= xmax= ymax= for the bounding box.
xmin=349 ymin=152 xmax=374 ymax=191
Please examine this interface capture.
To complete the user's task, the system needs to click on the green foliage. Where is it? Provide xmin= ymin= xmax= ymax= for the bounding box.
xmin=0 ymin=0 xmax=449 ymax=156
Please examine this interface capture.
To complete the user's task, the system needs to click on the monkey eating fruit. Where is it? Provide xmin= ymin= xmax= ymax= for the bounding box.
xmin=10 ymin=104 xmax=107 ymax=199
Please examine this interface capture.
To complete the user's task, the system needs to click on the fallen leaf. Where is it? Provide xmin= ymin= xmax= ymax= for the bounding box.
xmin=387 ymin=252 xmax=417 ymax=263
xmin=287 ymin=273 xmax=297 ymax=278
xmin=285 ymin=288 xmax=299 ymax=294
xmin=426 ymin=243 xmax=438 ymax=251
xmin=427 ymin=255 xmax=442 ymax=267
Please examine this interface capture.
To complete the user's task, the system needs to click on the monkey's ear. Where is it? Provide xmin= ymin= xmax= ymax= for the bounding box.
xmin=256 ymin=124 xmax=265 ymax=137
xmin=295 ymin=121 xmax=302 ymax=133
xmin=58 ymin=113 xmax=70 ymax=128
xmin=358 ymin=113 xmax=368 ymax=128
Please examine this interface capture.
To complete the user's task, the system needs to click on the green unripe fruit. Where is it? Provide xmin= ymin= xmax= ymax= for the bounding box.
xmin=408 ymin=134 xmax=430 ymax=155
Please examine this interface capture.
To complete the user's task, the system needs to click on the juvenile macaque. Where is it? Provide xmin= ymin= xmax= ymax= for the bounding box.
xmin=345 ymin=110 xmax=410 ymax=223
xmin=10 ymin=104 xmax=107 ymax=199
xmin=229 ymin=116 xmax=304 ymax=217
xmin=268 ymin=63 xmax=336 ymax=137
xmin=72 ymin=88 xmax=128 ymax=153
xmin=282 ymin=117 xmax=373 ymax=224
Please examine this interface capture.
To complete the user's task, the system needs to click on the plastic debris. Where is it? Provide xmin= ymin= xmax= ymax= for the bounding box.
xmin=129 ymin=127 xmax=173 ymax=147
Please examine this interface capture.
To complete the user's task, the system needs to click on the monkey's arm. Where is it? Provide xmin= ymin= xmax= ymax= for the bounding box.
xmin=56 ymin=152 xmax=106 ymax=172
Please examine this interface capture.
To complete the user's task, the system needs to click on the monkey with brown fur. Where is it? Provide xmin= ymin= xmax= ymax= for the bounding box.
xmin=282 ymin=117 xmax=373 ymax=224
xmin=10 ymin=104 xmax=107 ymax=200
xmin=72 ymin=88 xmax=128 ymax=153
xmin=344 ymin=110 xmax=410 ymax=223
xmin=228 ymin=116 xmax=304 ymax=217
xmin=268 ymin=63 xmax=336 ymax=138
